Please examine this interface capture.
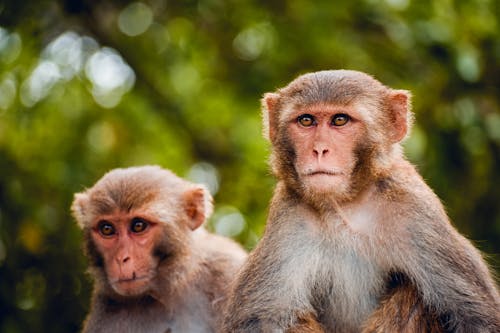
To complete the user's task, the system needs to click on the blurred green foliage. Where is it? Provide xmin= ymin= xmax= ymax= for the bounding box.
xmin=0 ymin=0 xmax=499 ymax=332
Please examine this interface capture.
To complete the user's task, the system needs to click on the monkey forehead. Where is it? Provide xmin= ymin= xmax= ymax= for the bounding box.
xmin=278 ymin=70 xmax=388 ymax=105
xmin=143 ymin=202 xmax=183 ymax=225
xmin=85 ymin=165 xmax=191 ymax=216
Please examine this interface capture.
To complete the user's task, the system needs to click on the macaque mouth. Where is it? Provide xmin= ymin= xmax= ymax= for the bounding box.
xmin=304 ymin=170 xmax=344 ymax=177
xmin=113 ymin=273 xmax=151 ymax=284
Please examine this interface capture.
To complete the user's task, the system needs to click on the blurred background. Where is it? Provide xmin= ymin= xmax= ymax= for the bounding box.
xmin=0 ymin=0 xmax=499 ymax=332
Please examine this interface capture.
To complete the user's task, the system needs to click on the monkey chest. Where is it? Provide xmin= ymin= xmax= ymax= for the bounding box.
xmin=96 ymin=303 xmax=172 ymax=332
xmin=97 ymin=298 xmax=214 ymax=333
xmin=288 ymin=230 xmax=386 ymax=331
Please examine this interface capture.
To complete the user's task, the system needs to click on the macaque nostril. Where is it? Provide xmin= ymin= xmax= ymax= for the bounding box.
xmin=313 ymin=148 xmax=329 ymax=157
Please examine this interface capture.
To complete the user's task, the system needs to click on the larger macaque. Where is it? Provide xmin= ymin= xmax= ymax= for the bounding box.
xmin=222 ymin=70 xmax=500 ymax=332
xmin=71 ymin=166 xmax=247 ymax=333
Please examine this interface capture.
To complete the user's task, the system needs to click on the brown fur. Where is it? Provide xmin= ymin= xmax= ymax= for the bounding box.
xmin=222 ymin=70 xmax=500 ymax=332
xmin=287 ymin=313 xmax=326 ymax=333
xmin=362 ymin=275 xmax=443 ymax=333
xmin=71 ymin=166 xmax=247 ymax=333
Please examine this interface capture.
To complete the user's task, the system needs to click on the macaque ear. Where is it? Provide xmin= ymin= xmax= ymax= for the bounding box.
xmin=388 ymin=90 xmax=412 ymax=143
xmin=261 ymin=92 xmax=280 ymax=142
xmin=182 ymin=186 xmax=213 ymax=230
xmin=71 ymin=192 xmax=89 ymax=229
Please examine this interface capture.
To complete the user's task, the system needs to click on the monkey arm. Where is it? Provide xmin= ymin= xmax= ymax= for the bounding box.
xmin=393 ymin=201 xmax=500 ymax=331
xmin=361 ymin=277 xmax=443 ymax=333
xmin=222 ymin=207 xmax=323 ymax=333
xmin=363 ymin=215 xmax=499 ymax=332
xmin=222 ymin=241 xmax=317 ymax=332
xmin=286 ymin=312 xmax=326 ymax=333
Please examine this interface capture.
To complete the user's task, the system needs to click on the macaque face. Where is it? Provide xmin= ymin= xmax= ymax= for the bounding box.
xmin=286 ymin=103 xmax=366 ymax=198
xmin=91 ymin=212 xmax=162 ymax=296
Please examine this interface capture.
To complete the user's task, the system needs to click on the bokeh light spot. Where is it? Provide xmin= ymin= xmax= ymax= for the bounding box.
xmin=118 ymin=2 xmax=154 ymax=37
xmin=85 ymin=47 xmax=135 ymax=108
xmin=86 ymin=121 xmax=116 ymax=153
xmin=0 ymin=27 xmax=22 ymax=63
xmin=212 ymin=206 xmax=246 ymax=237
xmin=18 ymin=223 xmax=44 ymax=254
xmin=0 ymin=74 xmax=17 ymax=111
xmin=169 ymin=63 xmax=201 ymax=96
xmin=187 ymin=162 xmax=220 ymax=195
xmin=233 ymin=23 xmax=274 ymax=61
xmin=456 ymin=48 xmax=481 ymax=82
xmin=20 ymin=60 xmax=61 ymax=107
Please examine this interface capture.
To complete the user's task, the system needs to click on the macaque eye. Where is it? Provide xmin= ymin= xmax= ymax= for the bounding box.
xmin=331 ymin=114 xmax=350 ymax=126
xmin=130 ymin=217 xmax=149 ymax=233
xmin=98 ymin=221 xmax=116 ymax=237
xmin=297 ymin=114 xmax=315 ymax=127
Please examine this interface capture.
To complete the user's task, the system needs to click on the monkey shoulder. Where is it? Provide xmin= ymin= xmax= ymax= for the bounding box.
xmin=192 ymin=228 xmax=247 ymax=269
xmin=190 ymin=228 xmax=248 ymax=303
xmin=373 ymin=162 xmax=449 ymax=228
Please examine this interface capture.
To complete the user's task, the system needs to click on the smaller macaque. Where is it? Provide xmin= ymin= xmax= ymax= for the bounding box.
xmin=71 ymin=166 xmax=247 ymax=333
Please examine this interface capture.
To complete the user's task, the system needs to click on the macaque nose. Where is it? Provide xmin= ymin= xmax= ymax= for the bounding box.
xmin=116 ymin=251 xmax=131 ymax=265
xmin=313 ymin=146 xmax=329 ymax=158
xmin=313 ymin=125 xmax=331 ymax=158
